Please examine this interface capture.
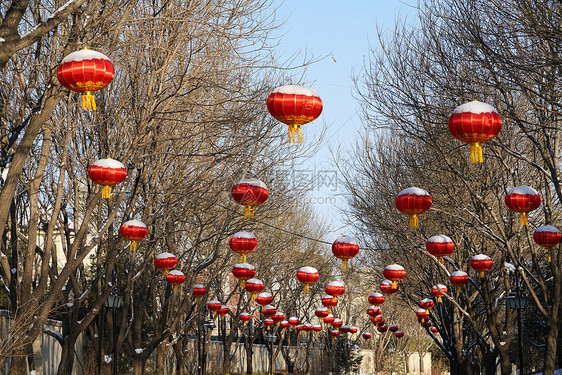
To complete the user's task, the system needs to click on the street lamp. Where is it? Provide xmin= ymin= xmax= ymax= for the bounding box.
xmin=266 ymin=333 xmax=276 ymax=375
xmin=506 ymin=291 xmax=528 ymax=374
xmin=200 ymin=318 xmax=215 ymax=375
xmin=104 ymin=290 xmax=123 ymax=375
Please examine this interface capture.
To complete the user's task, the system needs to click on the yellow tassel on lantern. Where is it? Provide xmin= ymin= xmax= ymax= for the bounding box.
xmin=479 ymin=271 xmax=485 ymax=278
xmin=439 ymin=258 xmax=444 ymax=264
xmin=341 ymin=259 xmax=348 ymax=271
xmin=241 ymin=280 xmax=246 ymax=288
xmin=173 ymin=285 xmax=179 ymax=292
xmin=102 ymin=185 xmax=112 ymax=199
xmin=288 ymin=125 xmax=303 ymax=143
xmin=244 ymin=206 xmax=254 ymax=218
xmin=304 ymin=284 xmax=310 ymax=292
xmin=470 ymin=143 xmax=483 ymax=163
xmin=130 ymin=241 xmax=137 ymax=252
xmin=81 ymin=91 xmax=97 ymax=111
xmin=239 ymin=254 xmax=246 ymax=263
xmin=162 ymin=270 xmax=169 ymax=277
xmin=391 ymin=281 xmax=398 ymax=289
xmin=409 ymin=214 xmax=419 ymax=228
xmin=519 ymin=212 xmax=529 ymax=226
xmin=549 ymin=248 xmax=552 ymax=262
xmin=251 ymin=293 xmax=256 ymax=301
xmin=437 ymin=296 xmax=442 ymax=303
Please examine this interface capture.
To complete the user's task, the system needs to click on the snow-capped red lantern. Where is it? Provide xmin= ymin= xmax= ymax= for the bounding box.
xmin=312 ymin=325 xmax=322 ymax=333
xmin=420 ymin=298 xmax=435 ymax=313
xmin=340 ymin=325 xmax=351 ymax=334
xmin=288 ymin=317 xmax=300 ymax=327
xmin=315 ymin=307 xmax=330 ymax=320
xmin=207 ymin=300 xmax=221 ymax=313
xmin=229 ymin=231 xmax=258 ymax=262
xmin=380 ymin=279 xmax=399 ymax=296
xmin=331 ymin=236 xmax=360 ymax=270
xmin=263 ymin=318 xmax=275 ymax=327
xmin=266 ymin=84 xmax=323 ymax=143
xmin=368 ymin=292 xmax=385 ymax=306
xmin=371 ymin=315 xmax=384 ymax=326
xmin=232 ymin=263 xmax=256 ymax=288
xmin=239 ymin=313 xmax=251 ymax=323
xmin=245 ymin=278 xmax=264 ymax=300
xmin=88 ymin=159 xmax=127 ymax=198
xmin=280 ymin=321 xmax=290 ymax=330
xmin=470 ymin=254 xmax=493 ymax=278
xmin=296 ymin=266 xmax=319 ymax=292
xmin=57 ymin=49 xmax=115 ymax=110
xmin=325 ymin=281 xmax=345 ymax=297
xmin=262 ymin=305 xmax=277 ymax=317
xmin=321 ymin=295 xmax=338 ymax=312
xmin=448 ymin=101 xmax=502 ymax=163
xmin=449 ymin=270 xmax=469 ymax=293
xmin=332 ymin=319 xmax=343 ymax=329
xmin=303 ymin=323 xmax=313 ymax=333
xmin=430 ymin=326 xmax=439 ymax=334
xmin=388 ymin=325 xmax=399 ymax=333
xmin=534 ymin=225 xmax=562 ymax=262
xmin=192 ymin=284 xmax=206 ymax=301
xmin=323 ymin=314 xmax=335 ymax=325
xmin=422 ymin=321 xmax=432 ymax=328
xmin=377 ymin=325 xmax=388 ymax=333
xmin=154 ymin=252 xmax=177 ymax=277
xmin=330 ymin=330 xmax=340 ymax=338
xmin=349 ymin=326 xmax=358 ymax=335
xmin=426 ymin=235 xmax=455 ymax=263
xmin=120 ymin=220 xmax=148 ymax=252
xmin=431 ymin=284 xmax=448 ymax=303
xmin=367 ymin=306 xmax=382 ymax=317
xmin=505 ymin=186 xmax=541 ymax=225
xmin=231 ymin=178 xmax=269 ymax=218
xmin=295 ymin=325 xmax=305 ymax=334
xmin=395 ymin=187 xmax=432 ymax=228
xmin=272 ymin=312 xmax=285 ymax=325
xmin=256 ymin=292 xmax=273 ymax=309
xmin=394 ymin=331 xmax=405 ymax=338
xmin=217 ymin=305 xmax=230 ymax=319
xmin=166 ymin=270 xmax=185 ymax=291
xmin=362 ymin=332 xmax=372 ymax=340
xmin=383 ymin=264 xmax=406 ymax=289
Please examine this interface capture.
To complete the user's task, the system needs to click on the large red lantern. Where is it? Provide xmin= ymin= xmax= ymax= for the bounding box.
xmin=303 ymin=323 xmax=313 ymax=333
xmin=231 ymin=178 xmax=269 ymax=218
xmin=340 ymin=325 xmax=351 ymax=334
xmin=419 ymin=298 xmax=435 ymax=313
xmin=470 ymin=254 xmax=493 ymax=278
xmin=296 ymin=266 xmax=319 ymax=292
xmin=266 ymin=84 xmax=323 ymax=143
xmin=448 ymin=101 xmax=502 ymax=163
xmin=380 ymin=279 xmax=399 ymax=296
xmin=383 ymin=264 xmax=406 ymax=289
xmin=232 ymin=263 xmax=256 ymax=288
xmin=505 ymin=186 xmax=541 ymax=225
xmin=368 ymin=292 xmax=385 ymax=306
xmin=245 ymin=278 xmax=264 ymax=300
xmin=88 ymin=159 xmax=127 ymax=198
xmin=57 ymin=49 xmax=115 ymax=110
xmin=426 ymin=235 xmax=454 ymax=263
xmin=367 ymin=306 xmax=382 ymax=317
xmin=330 ymin=330 xmax=340 ymax=338
xmin=534 ymin=225 xmax=562 ymax=262
xmin=192 ymin=284 xmax=206 ymax=301
xmin=362 ymin=332 xmax=372 ymax=340
xmin=154 ymin=252 xmax=177 ymax=277
xmin=295 ymin=325 xmax=305 ymax=334
xmin=322 ymin=295 xmax=338 ymax=312
xmin=239 ymin=313 xmax=251 ymax=323
xmin=449 ymin=270 xmax=469 ymax=294
xmin=431 ymin=284 xmax=448 ymax=303
xmin=395 ymin=187 xmax=432 ymax=228
xmin=331 ymin=236 xmax=360 ymax=270
xmin=166 ymin=270 xmax=186 ymax=291
xmin=229 ymin=231 xmax=258 ymax=262
xmin=256 ymin=292 xmax=273 ymax=308
xmin=377 ymin=325 xmax=388 ymax=333
xmin=349 ymin=326 xmax=358 ymax=335
xmin=120 ymin=220 xmax=148 ymax=252
xmin=325 ymin=281 xmax=345 ymax=297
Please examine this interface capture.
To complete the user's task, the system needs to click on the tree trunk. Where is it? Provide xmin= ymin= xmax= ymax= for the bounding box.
xmin=543 ymin=314 xmax=560 ymax=375
xmin=173 ymin=342 xmax=185 ymax=375
xmin=156 ymin=342 xmax=166 ymax=375
xmin=56 ymin=336 xmax=76 ymax=375
xmin=9 ymin=344 xmax=29 ymax=375
xmin=245 ymin=340 xmax=253 ymax=375
xmin=133 ymin=356 xmax=148 ymax=375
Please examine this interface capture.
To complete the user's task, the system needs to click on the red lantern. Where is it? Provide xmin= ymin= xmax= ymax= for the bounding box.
xmin=505 ymin=186 xmax=541 ymax=226
xmin=395 ymin=187 xmax=432 ymax=228
xmin=416 ymin=308 xmax=429 ymax=323
xmin=207 ymin=300 xmax=221 ymax=313
xmin=349 ymin=326 xmax=358 ymax=335
xmin=420 ymin=298 xmax=435 ymax=312
xmin=57 ymin=49 xmax=115 ymax=110
xmin=394 ymin=331 xmax=405 ymax=338
xmin=426 ymin=235 xmax=454 ymax=263
xmin=430 ymin=326 xmax=439 ymax=334
xmin=534 ymin=225 xmax=561 ymax=262
xmin=289 ymin=317 xmax=300 ymax=327
xmin=296 ymin=266 xmax=319 ymax=292
xmin=388 ymin=325 xmax=399 ymax=333
xmin=315 ymin=307 xmax=330 ymax=319
xmin=239 ymin=312 xmax=251 ymax=323
xmin=332 ymin=236 xmax=360 ymax=270
xmin=325 ymin=281 xmax=345 ymax=297
xmin=280 ymin=320 xmax=290 ymax=329
xmin=88 ymin=159 xmax=127 ymax=198
xmin=470 ymin=254 xmax=493 ymax=278
xmin=362 ymin=332 xmax=372 ymax=340
xmin=262 ymin=305 xmax=277 ymax=317
xmin=120 ymin=220 xmax=148 ymax=252
xmin=322 ymin=295 xmax=338 ymax=312
xmin=377 ymin=325 xmax=388 ymax=333
xmin=166 ymin=270 xmax=185 ymax=291
xmin=312 ymin=325 xmax=322 ymax=333
xmin=303 ymin=324 xmax=313 ymax=333
xmin=448 ymin=101 xmax=502 ymax=163
xmin=232 ymin=263 xmax=256 ymax=288
xmin=330 ymin=330 xmax=340 ymax=338
xmin=272 ymin=312 xmax=285 ymax=325
xmin=371 ymin=316 xmax=384 ymax=326
xmin=383 ymin=264 xmax=406 ymax=289
xmin=380 ymin=279 xmax=399 ymax=296
xmin=229 ymin=231 xmax=258 ymax=262
xmin=367 ymin=306 xmax=382 ymax=317
xmin=263 ymin=318 xmax=275 ymax=327
xmin=217 ymin=305 xmax=230 ymax=319
xmin=340 ymin=325 xmax=351 ymax=334
xmin=422 ymin=321 xmax=432 ymax=328
xmin=192 ymin=284 xmax=206 ymax=301
xmin=256 ymin=292 xmax=273 ymax=308
xmin=323 ymin=314 xmax=335 ymax=325
xmin=231 ymin=178 xmax=269 ymax=218
xmin=431 ymin=284 xmax=448 ymax=303
xmin=266 ymin=84 xmax=323 ymax=143
xmin=368 ymin=292 xmax=385 ymax=306
xmin=154 ymin=252 xmax=177 ymax=277
xmin=332 ymin=319 xmax=343 ymax=329
xmin=245 ymin=278 xmax=264 ymax=300
xmin=449 ymin=270 xmax=469 ymax=294
xmin=295 ymin=325 xmax=305 ymax=333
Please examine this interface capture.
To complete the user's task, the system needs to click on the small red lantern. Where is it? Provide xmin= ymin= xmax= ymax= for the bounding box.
xmin=534 ymin=225 xmax=561 ymax=262
xmin=422 ymin=321 xmax=432 ymax=328
xmin=340 ymin=325 xmax=351 ymax=334
xmin=368 ymin=292 xmax=385 ymax=306
xmin=395 ymin=187 xmax=432 ymax=228
xmin=371 ymin=316 xmax=384 ymax=326
xmin=232 ymin=263 xmax=256 ymax=288
xmin=505 ymin=186 xmax=541 ymax=225
xmin=415 ymin=308 xmax=429 ymax=322
xmin=380 ymin=279 xmax=399 ymax=296
xmin=430 ymin=326 xmax=439 ymax=334
xmin=296 ymin=266 xmax=319 ymax=292
xmin=262 ymin=305 xmax=277 ymax=317
xmin=154 ymin=252 xmax=177 ymax=276
xmin=426 ymin=235 xmax=454 ymax=263
xmin=315 ymin=307 xmax=330 ymax=319
xmin=231 ymin=178 xmax=269 ymax=218
xmin=295 ymin=325 xmax=305 ymax=333
xmin=330 ymin=330 xmax=340 ymax=338
xmin=377 ymin=325 xmax=388 ymax=333
xmin=272 ymin=312 xmax=285 ymax=325
xmin=367 ymin=306 xmax=382 ymax=317
xmin=120 ymin=220 xmax=148 ymax=252
xmin=245 ymin=278 xmax=264 ymax=300
xmin=449 ymin=271 xmax=469 ymax=294
xmin=448 ymin=101 xmax=502 ymax=163
xmin=350 ymin=326 xmax=358 ymax=335
xmin=394 ymin=331 xmax=405 ymax=338
xmin=207 ymin=300 xmax=222 ymax=313
xmin=362 ymin=332 xmax=372 ymax=340
xmin=322 ymin=295 xmax=338 ymax=312
xmin=312 ymin=325 xmax=322 ymax=333
xmin=239 ymin=312 xmax=251 ymax=323
xmin=431 ymin=284 xmax=448 ymax=303
xmin=88 ymin=159 xmax=127 ymax=198
xmin=57 ymin=49 xmax=115 ymax=110
xmin=229 ymin=231 xmax=258 ymax=262
xmin=166 ymin=270 xmax=185 ymax=291
xmin=303 ymin=324 xmax=313 ymax=333
xmin=383 ymin=264 xmax=406 ymax=289
xmin=266 ymin=84 xmax=323 ymax=143
xmin=323 ymin=314 xmax=335 ymax=325
xmin=192 ymin=284 xmax=206 ymax=301
xmin=217 ymin=305 xmax=230 ymax=319
xmin=420 ymin=298 xmax=435 ymax=313
xmin=332 ymin=319 xmax=343 ymax=329
xmin=288 ymin=317 xmax=300 ymax=327
xmin=332 ymin=236 xmax=360 ymax=270
xmin=388 ymin=325 xmax=399 ymax=333
xmin=325 ymin=281 xmax=345 ymax=297
xmin=256 ymin=292 xmax=273 ymax=308
xmin=470 ymin=254 xmax=493 ymax=278
xmin=263 ymin=318 xmax=275 ymax=327
xmin=280 ymin=321 xmax=290 ymax=330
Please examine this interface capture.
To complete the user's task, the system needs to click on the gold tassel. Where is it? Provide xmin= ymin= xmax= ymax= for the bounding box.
xmin=81 ymin=91 xmax=97 ymax=111
xmin=239 ymin=254 xmax=246 ymax=263
xmin=102 ymin=185 xmax=111 ymax=199
xmin=470 ymin=143 xmax=483 ymax=163
xmin=244 ymin=206 xmax=254 ymax=218
xmin=251 ymin=293 xmax=256 ymax=300
xmin=241 ymin=280 xmax=246 ymax=288
xmin=439 ymin=258 xmax=444 ymax=264
xmin=341 ymin=259 xmax=348 ymax=270
xmin=549 ymin=248 xmax=552 ymax=262
xmin=391 ymin=281 xmax=398 ymax=289
xmin=173 ymin=285 xmax=178 ymax=292
xmin=479 ymin=271 xmax=485 ymax=278
xmin=409 ymin=214 xmax=419 ymax=228
xmin=437 ymin=296 xmax=442 ymax=303
xmin=288 ymin=125 xmax=302 ymax=143
xmin=519 ymin=212 xmax=529 ymax=226
xmin=163 ymin=270 xmax=169 ymax=277
xmin=130 ymin=241 xmax=137 ymax=252
xmin=304 ymin=284 xmax=310 ymax=292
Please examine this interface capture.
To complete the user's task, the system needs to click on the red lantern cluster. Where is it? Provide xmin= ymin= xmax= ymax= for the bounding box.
xmin=229 ymin=231 xmax=258 ymax=262
xmin=231 ymin=178 xmax=269 ymax=218
xmin=426 ymin=235 xmax=454 ymax=263
xmin=534 ymin=225 xmax=561 ymax=262
xmin=88 ymin=159 xmax=127 ymax=198
xmin=395 ymin=187 xmax=432 ymax=228
xmin=332 ymin=236 xmax=360 ymax=270
xmin=505 ymin=186 xmax=541 ymax=226
xmin=296 ymin=266 xmax=319 ymax=292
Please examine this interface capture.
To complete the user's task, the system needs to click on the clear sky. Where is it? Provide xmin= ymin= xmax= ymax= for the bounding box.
xmin=274 ymin=1 xmax=418 ymax=241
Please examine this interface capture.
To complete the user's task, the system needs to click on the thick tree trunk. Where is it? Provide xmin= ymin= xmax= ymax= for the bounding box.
xmin=245 ymin=342 xmax=253 ymax=374
xmin=156 ymin=342 xmax=166 ymax=375
xmin=543 ymin=314 xmax=560 ymax=375
xmin=9 ymin=344 xmax=30 ymax=375
xmin=133 ymin=356 xmax=149 ymax=375
xmin=56 ymin=337 xmax=76 ymax=375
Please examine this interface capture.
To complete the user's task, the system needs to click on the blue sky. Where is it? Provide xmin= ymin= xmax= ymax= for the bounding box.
xmin=274 ymin=1 xmax=418 ymax=240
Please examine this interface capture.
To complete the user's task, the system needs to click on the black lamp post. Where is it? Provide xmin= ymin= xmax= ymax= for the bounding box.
xmin=506 ymin=289 xmax=528 ymax=374
xmin=266 ymin=333 xmax=276 ymax=375
xmin=104 ymin=290 xmax=123 ymax=375
xmin=200 ymin=318 xmax=215 ymax=375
